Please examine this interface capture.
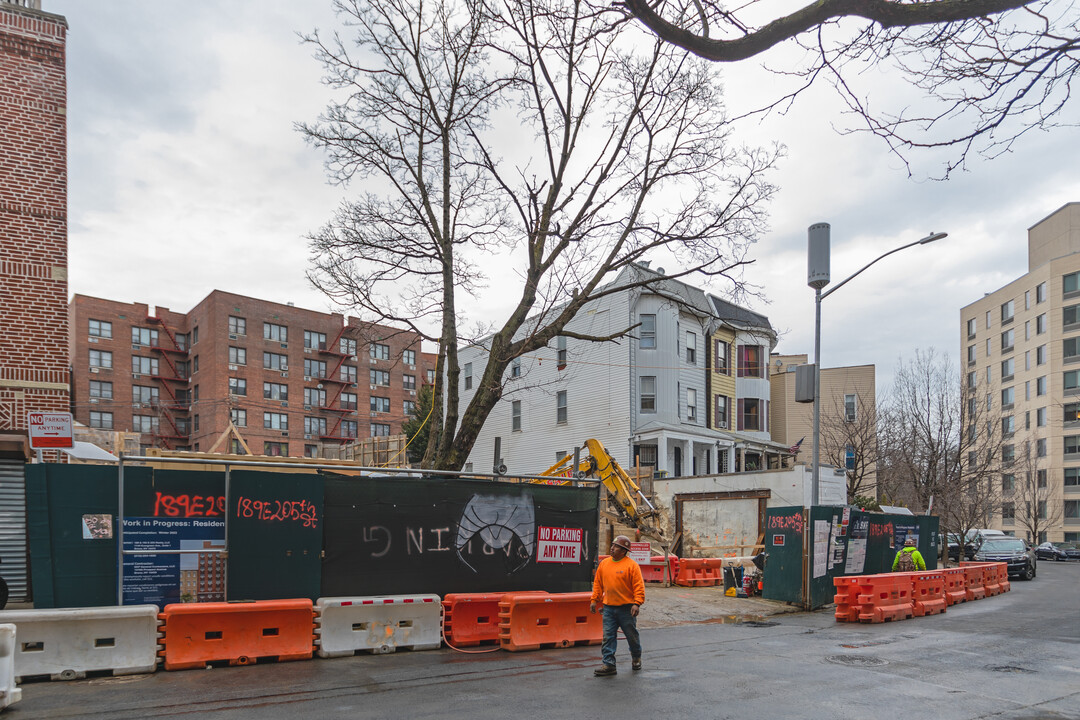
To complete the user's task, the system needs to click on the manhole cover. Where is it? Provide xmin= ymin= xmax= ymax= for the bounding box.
xmin=988 ymin=665 xmax=1034 ymax=674
xmin=826 ymin=655 xmax=888 ymax=667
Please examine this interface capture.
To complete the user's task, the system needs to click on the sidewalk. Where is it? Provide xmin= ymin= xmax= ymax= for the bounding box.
xmin=637 ymin=584 xmax=804 ymax=628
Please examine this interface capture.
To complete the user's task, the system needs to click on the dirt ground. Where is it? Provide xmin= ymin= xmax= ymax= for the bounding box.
xmin=636 ymin=584 xmax=805 ymax=628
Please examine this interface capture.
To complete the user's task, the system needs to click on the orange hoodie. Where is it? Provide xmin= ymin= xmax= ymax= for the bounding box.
xmin=591 ymin=555 xmax=645 ymax=606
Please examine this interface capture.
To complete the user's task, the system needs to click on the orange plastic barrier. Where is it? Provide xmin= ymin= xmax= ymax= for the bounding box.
xmin=702 ymin=559 xmax=725 ymax=586
xmin=982 ymin=562 xmax=1003 ymax=596
xmin=497 ymin=592 xmax=601 ymax=652
xmin=833 ymin=576 xmax=865 ymax=622
xmin=941 ymin=568 xmax=967 ymax=606
xmin=833 ymin=574 xmax=914 ymax=623
xmin=158 ymin=599 xmax=315 ymax=671
xmin=442 ymin=592 xmax=546 ymax=647
xmin=674 ymin=558 xmax=707 ymax=587
xmin=641 ymin=556 xmax=679 ymax=583
xmin=909 ymin=572 xmax=947 ymax=617
xmin=960 ymin=563 xmax=987 ymax=601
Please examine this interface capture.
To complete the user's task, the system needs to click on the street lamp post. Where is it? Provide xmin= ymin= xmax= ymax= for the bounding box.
xmin=807 ymin=225 xmax=947 ymax=507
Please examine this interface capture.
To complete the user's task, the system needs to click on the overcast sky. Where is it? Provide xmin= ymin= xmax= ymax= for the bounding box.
xmin=51 ymin=0 xmax=1080 ymax=392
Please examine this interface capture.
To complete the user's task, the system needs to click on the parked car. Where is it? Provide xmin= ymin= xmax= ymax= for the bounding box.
xmin=947 ymin=533 xmax=978 ymax=561
xmin=975 ymin=537 xmax=1037 ymax=580
xmin=1035 ymin=541 xmax=1080 ymax=561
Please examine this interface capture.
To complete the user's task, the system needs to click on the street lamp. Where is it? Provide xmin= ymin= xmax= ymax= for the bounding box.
xmin=807 ymin=224 xmax=947 ymax=506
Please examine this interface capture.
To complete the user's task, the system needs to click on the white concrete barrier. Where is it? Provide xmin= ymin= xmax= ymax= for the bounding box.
xmin=0 ymin=606 xmax=159 ymax=681
xmin=315 ymin=595 xmax=442 ymax=657
xmin=0 ymin=625 xmax=21 ymax=709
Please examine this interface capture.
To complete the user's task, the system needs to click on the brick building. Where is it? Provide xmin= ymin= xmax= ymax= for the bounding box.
xmin=70 ymin=291 xmax=435 ymax=457
xmin=0 ymin=1 xmax=69 ymax=439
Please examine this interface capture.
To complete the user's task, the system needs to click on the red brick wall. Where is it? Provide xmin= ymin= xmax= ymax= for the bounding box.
xmin=0 ymin=5 xmax=69 ymax=433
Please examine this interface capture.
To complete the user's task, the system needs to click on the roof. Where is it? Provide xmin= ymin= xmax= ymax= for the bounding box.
xmin=708 ymin=295 xmax=772 ymax=331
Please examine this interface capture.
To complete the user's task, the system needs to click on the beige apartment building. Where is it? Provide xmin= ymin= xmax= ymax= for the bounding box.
xmin=961 ymin=203 xmax=1080 ymax=543
xmin=770 ymin=354 xmax=877 ymax=501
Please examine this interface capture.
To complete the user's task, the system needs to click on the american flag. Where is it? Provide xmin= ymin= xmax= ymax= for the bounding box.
xmin=789 ymin=437 xmax=804 ymax=455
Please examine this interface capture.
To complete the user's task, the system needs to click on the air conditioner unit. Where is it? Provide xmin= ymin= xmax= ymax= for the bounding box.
xmin=370 ymin=384 xmax=377 ymax=390
xmin=89 ymin=398 xmax=99 ymax=404
xmin=88 ymin=337 xmax=98 ymax=344
xmin=281 ymin=431 xmax=289 ymax=437
xmin=280 ymin=372 xmax=289 ymax=378
xmin=409 ymin=389 xmax=416 ymax=396
xmin=304 ymin=434 xmax=313 ymax=440
xmin=280 ymin=401 xmax=288 ymax=407
xmin=408 ymin=364 xmax=416 ymax=370
xmin=280 ymin=343 xmax=287 ymax=349
xmin=304 ymin=404 xmax=312 ymax=410
xmin=280 ymin=364 xmax=288 ymax=370
xmin=316 ymin=383 xmax=323 ymax=389
xmin=228 ymin=364 xmax=237 ymax=371
xmin=304 ymin=348 xmax=312 ymax=354
xmin=89 ymin=367 xmax=99 ymax=374
xmin=229 ymin=334 xmax=238 ymax=340
xmin=132 ymin=373 xmax=141 ymax=379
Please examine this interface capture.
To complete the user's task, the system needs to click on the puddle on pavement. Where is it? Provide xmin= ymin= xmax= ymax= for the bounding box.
xmin=693 ymin=615 xmax=780 ymax=627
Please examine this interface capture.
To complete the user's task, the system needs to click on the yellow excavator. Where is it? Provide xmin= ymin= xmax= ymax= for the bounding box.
xmin=534 ymin=438 xmax=664 ymax=542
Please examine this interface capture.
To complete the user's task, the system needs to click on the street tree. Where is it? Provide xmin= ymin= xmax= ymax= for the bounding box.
xmin=300 ymin=0 xmax=777 ymax=470
xmin=818 ymin=387 xmax=879 ymax=504
xmin=615 ymin=0 xmax=1080 ymax=173
xmin=1007 ymin=430 xmax=1061 ymax=543
xmin=401 ymin=384 xmax=434 ymax=466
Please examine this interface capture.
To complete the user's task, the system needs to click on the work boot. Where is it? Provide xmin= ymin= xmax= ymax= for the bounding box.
xmin=593 ymin=664 xmax=617 ymax=677
xmin=632 ymin=657 xmax=642 ymax=671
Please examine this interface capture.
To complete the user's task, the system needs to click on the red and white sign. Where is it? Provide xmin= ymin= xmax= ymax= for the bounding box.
xmin=629 ymin=542 xmax=651 ymax=565
xmin=27 ymin=412 xmax=73 ymax=449
xmin=536 ymin=526 xmax=583 ymax=563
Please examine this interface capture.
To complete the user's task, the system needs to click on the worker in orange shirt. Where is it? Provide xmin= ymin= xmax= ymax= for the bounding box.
xmin=590 ymin=534 xmax=645 ymax=676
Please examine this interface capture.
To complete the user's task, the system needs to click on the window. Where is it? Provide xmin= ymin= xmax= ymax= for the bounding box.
xmin=89 ymin=411 xmax=113 ymax=429
xmin=967 ymin=397 xmax=976 ymax=416
xmin=131 ymin=327 xmax=158 ymax=346
xmin=334 ymin=337 xmax=354 ymax=356
xmin=402 ymin=349 xmax=416 ymax=365
xmin=1001 ymin=387 xmax=1014 ymax=407
xmin=304 ymin=359 xmax=327 ymax=378
xmin=714 ymin=395 xmax=729 ymax=428
xmin=403 ymin=374 xmax=416 ymax=390
xmin=304 ymin=387 xmax=326 ymax=407
xmin=844 ymin=394 xmax=857 ymax=423
xmin=305 ymin=445 xmax=319 ymax=458
xmin=687 ymin=388 xmax=697 ymax=422
xmin=686 ymin=332 xmax=696 ymax=364
xmin=1001 ymin=416 xmax=1014 ymax=435
xmin=1037 ymin=438 xmax=1047 ymax=457
xmin=1067 ymin=468 xmax=1080 ymax=486
xmin=1036 ymin=313 xmax=1047 ymax=334
xmin=464 ymin=363 xmax=473 ymax=390
xmin=1025 ymin=290 xmax=1031 ymax=310
xmin=986 ymin=393 xmax=992 ymax=411
xmin=1025 ymin=350 xmax=1031 ymax=371
xmin=371 ymin=423 xmax=390 ymax=437
xmin=89 ymin=380 xmax=113 ymax=399
xmin=341 ymin=392 xmax=357 ymax=411
xmin=1037 ymin=281 xmax=1047 ymax=303
xmin=966 ymin=318 xmax=976 ymax=338
xmin=403 ymin=400 xmax=416 ymax=415
xmin=967 ymin=371 xmax=976 ymax=389
xmin=1026 ymin=411 xmax=1031 ymax=430
xmin=1025 ymin=320 xmax=1031 ymax=341
xmin=341 ymin=365 xmax=357 ymax=383
xmin=1001 ymin=357 xmax=1014 ymax=379
xmin=89 ymin=350 xmax=113 ymax=369
xmin=228 ymin=377 xmax=246 ymax=396
xmin=967 ymin=345 xmax=976 ymax=365
xmin=193 ymin=414 xmax=200 ymax=432
xmin=1037 ymin=469 xmax=1048 ymax=488
xmin=341 ymin=420 xmax=358 ymax=438
xmin=264 ymin=352 xmax=288 ymax=370
xmin=741 ymin=398 xmax=762 ymax=431
xmin=512 ymin=400 xmax=522 ymax=431
xmin=1002 ymin=444 xmax=1015 ymax=464
xmin=1037 ymin=344 xmax=1047 ymax=365
xmin=556 ymin=390 xmax=567 ymax=424
xmin=738 ymin=345 xmax=764 ymax=378
xmin=304 ymin=417 xmax=327 ymax=436
xmin=264 ymin=412 xmax=288 ymax=430
xmin=176 ymin=360 xmax=191 ymax=378
xmin=1068 ymin=306 xmax=1080 ymax=329
xmin=511 ymin=359 xmax=521 ymax=378
xmin=1037 ymin=500 xmax=1047 ymax=520
xmin=1065 ymin=272 xmax=1080 ymax=296
xmin=1001 ymin=329 xmax=1014 ymax=351
xmin=639 ymin=314 xmax=656 ymax=349
xmin=370 ymin=343 xmax=390 ymax=361
xmin=556 ymin=336 xmax=567 ymax=368
xmin=1066 ymin=500 xmax=1080 ymax=519
xmin=1002 ymin=474 xmax=1015 ymax=492
xmin=228 ymin=316 xmax=246 ymax=335
xmin=264 ymin=322 xmax=287 ymax=342
xmin=88 ymin=319 xmax=112 ymax=338
xmin=1066 ymin=436 xmax=1080 ymax=455
xmin=231 ymin=409 xmax=247 ymax=427
xmin=229 ymin=347 xmax=246 ymax=365
xmin=714 ymin=339 xmax=730 ymax=374
xmin=1037 ymin=407 xmax=1047 ymax=426
xmin=1067 ymin=337 xmax=1080 ymax=361
xmin=1038 ymin=375 xmax=1048 ymax=395
xmin=132 ymin=355 xmax=158 ymax=375
xmin=132 ymin=385 xmax=158 ymax=404
xmin=264 ymin=382 xmax=289 ymax=399
xmin=132 ymin=415 xmax=158 ymax=433
xmin=640 ymin=376 xmax=656 ymax=413
xmin=986 ymin=310 xmax=992 ymax=328
xmin=192 ymin=326 xmax=199 ymax=344
xmin=1000 ymin=299 xmax=1014 ymax=323
xmin=426 ymin=370 xmax=436 ymax=384
xmin=264 ymin=442 xmax=286 ymax=456
xmin=1025 ymin=380 xmax=1031 ymax=400
xmin=1002 ymin=502 xmax=1015 ymax=521
xmin=304 ymin=330 xmax=327 ymax=350
xmin=371 ymin=396 xmax=390 ymax=413
xmin=370 ymin=369 xmax=390 ymax=386
xmin=986 ymin=338 xmax=991 ymax=356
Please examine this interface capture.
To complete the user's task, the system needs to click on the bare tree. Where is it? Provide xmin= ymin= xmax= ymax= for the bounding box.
xmin=300 ymin=0 xmax=777 ymax=470
xmin=818 ymin=388 xmax=879 ymax=503
xmin=1008 ymin=430 xmax=1062 ymax=543
xmin=614 ymin=0 xmax=1080 ymax=174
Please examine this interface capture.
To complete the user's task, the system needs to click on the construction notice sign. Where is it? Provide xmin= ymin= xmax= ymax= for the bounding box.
xmin=536 ymin=526 xmax=583 ymax=563
xmin=629 ymin=542 xmax=651 ymax=565
xmin=27 ymin=412 xmax=73 ymax=449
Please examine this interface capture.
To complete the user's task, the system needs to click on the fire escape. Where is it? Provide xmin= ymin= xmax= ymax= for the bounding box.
xmin=147 ymin=316 xmax=191 ymax=449
xmin=315 ymin=327 xmax=358 ymax=444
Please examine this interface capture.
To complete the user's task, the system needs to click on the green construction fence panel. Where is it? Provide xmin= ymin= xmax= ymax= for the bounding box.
xmin=762 ymin=506 xmax=805 ymax=604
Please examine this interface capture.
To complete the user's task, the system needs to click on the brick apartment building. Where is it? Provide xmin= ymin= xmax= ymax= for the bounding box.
xmin=0 ymin=1 xmax=69 ymax=441
xmin=70 ymin=291 xmax=436 ymax=458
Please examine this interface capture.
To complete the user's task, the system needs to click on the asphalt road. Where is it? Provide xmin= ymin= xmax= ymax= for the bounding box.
xmin=13 ymin=562 xmax=1080 ymax=720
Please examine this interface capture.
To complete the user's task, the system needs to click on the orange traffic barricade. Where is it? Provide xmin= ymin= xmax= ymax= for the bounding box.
xmin=909 ymin=572 xmax=947 ymax=617
xmin=983 ymin=562 xmax=1003 ymax=596
xmin=675 ymin=558 xmax=709 ymax=587
xmin=856 ymin=574 xmax=914 ymax=624
xmin=941 ymin=567 xmax=967 ymax=606
xmin=701 ymin=559 xmax=725 ymax=587
xmin=443 ymin=592 xmax=547 ymax=647
xmin=159 ymin=599 xmax=315 ymax=671
xmin=497 ymin=592 xmax=601 ymax=652
xmin=833 ymin=576 xmax=866 ymax=622
xmin=641 ymin=556 xmax=678 ymax=583
xmin=960 ymin=562 xmax=987 ymax=601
